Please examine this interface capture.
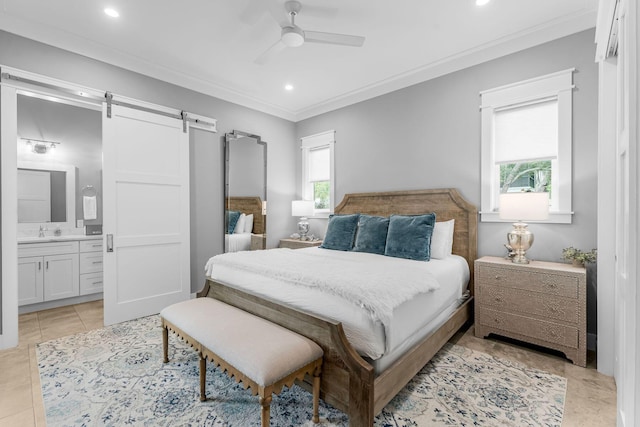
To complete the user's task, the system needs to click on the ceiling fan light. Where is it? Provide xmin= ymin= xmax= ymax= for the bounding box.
xmin=282 ymin=27 xmax=305 ymax=47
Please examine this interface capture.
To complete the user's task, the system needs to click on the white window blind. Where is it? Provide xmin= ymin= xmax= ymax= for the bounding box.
xmin=301 ymin=130 xmax=335 ymax=215
xmin=479 ymin=68 xmax=574 ymax=223
xmin=308 ymin=146 xmax=330 ymax=182
xmin=494 ymin=99 xmax=558 ymax=164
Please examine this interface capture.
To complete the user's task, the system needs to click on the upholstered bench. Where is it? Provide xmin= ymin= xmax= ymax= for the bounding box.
xmin=160 ymin=297 xmax=323 ymax=427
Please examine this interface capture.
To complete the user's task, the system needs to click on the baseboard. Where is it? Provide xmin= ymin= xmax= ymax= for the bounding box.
xmin=587 ymin=332 xmax=597 ymax=351
xmin=18 ymin=293 xmax=103 ymax=314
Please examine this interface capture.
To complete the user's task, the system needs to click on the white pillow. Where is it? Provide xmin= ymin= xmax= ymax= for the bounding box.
xmin=244 ymin=214 xmax=254 ymax=234
xmin=234 ymin=213 xmax=246 ymax=234
xmin=430 ymin=219 xmax=455 ymax=259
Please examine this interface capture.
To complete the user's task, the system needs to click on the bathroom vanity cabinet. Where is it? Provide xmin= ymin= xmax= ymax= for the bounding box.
xmin=18 ymin=237 xmax=103 ymax=307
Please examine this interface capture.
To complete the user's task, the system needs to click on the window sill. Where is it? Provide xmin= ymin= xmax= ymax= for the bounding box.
xmin=480 ymin=211 xmax=573 ymax=224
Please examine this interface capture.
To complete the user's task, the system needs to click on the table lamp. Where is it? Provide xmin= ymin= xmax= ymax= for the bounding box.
xmin=499 ymin=192 xmax=549 ymax=264
xmin=291 ymin=200 xmax=314 ymax=240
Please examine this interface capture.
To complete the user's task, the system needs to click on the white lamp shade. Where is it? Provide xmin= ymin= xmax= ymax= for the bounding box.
xmin=499 ymin=192 xmax=549 ymax=221
xmin=292 ymin=200 xmax=314 ymax=217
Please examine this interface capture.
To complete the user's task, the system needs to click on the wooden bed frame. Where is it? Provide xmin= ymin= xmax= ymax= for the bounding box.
xmin=227 ymin=196 xmax=265 ymax=235
xmin=201 ymin=189 xmax=477 ymax=426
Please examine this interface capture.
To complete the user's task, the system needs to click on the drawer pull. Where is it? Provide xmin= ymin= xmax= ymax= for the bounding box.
xmin=38 ymin=261 xmax=42 ymax=270
xmin=494 ymin=297 xmax=503 ymax=303
xmin=92 ymin=281 xmax=103 ymax=285
xmin=92 ymin=261 xmax=103 ymax=265
xmin=495 ymin=275 xmax=501 ymax=280
xmin=548 ymin=283 xmax=557 ymax=289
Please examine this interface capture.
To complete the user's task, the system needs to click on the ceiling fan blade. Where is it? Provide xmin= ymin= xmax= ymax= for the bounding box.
xmin=304 ymin=31 xmax=365 ymax=47
xmin=267 ymin=0 xmax=292 ymax=28
xmin=254 ymin=40 xmax=287 ymax=65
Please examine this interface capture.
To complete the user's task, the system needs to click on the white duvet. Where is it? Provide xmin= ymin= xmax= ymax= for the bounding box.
xmin=206 ymin=247 xmax=440 ymax=327
xmin=205 ymin=247 xmax=469 ymax=361
xmin=224 ymin=233 xmax=251 ymax=252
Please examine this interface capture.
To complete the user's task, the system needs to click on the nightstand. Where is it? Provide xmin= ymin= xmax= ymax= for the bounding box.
xmin=474 ymin=256 xmax=587 ymax=367
xmin=279 ymin=238 xmax=323 ymax=249
xmin=250 ymin=234 xmax=266 ymax=250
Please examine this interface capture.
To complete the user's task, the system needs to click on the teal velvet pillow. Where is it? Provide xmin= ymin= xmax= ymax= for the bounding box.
xmin=384 ymin=213 xmax=436 ymax=261
xmin=226 ymin=210 xmax=241 ymax=234
xmin=320 ymin=213 xmax=360 ymax=251
xmin=353 ymin=215 xmax=390 ymax=255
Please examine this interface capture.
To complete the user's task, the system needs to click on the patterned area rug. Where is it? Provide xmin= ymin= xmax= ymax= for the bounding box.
xmin=37 ymin=315 xmax=566 ymax=426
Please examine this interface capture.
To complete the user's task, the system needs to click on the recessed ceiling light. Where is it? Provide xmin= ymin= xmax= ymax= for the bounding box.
xmin=476 ymin=0 xmax=490 ymax=5
xmin=284 ymin=84 xmax=294 ymax=91
xmin=104 ymin=8 xmax=120 ymax=18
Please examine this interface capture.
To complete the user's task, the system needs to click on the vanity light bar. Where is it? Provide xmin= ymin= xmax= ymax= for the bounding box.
xmin=23 ymin=138 xmax=61 ymax=154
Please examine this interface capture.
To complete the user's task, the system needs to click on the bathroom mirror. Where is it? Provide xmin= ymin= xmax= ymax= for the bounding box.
xmin=17 ymin=161 xmax=76 ymax=230
xmin=224 ymin=130 xmax=267 ymax=252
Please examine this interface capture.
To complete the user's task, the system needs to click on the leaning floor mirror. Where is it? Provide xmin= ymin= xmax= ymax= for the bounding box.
xmin=224 ymin=130 xmax=267 ymax=252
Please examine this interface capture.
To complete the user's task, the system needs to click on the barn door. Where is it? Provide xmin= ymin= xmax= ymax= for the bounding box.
xmin=102 ymin=104 xmax=190 ymax=325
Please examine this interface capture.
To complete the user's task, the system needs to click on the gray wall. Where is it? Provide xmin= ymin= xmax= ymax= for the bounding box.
xmin=0 ymin=30 xmax=297 ymax=294
xmin=296 ymin=29 xmax=599 ymax=336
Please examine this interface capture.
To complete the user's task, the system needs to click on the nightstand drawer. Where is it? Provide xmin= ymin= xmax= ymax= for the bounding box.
xmin=477 ymin=264 xmax=578 ymax=298
xmin=478 ymin=307 xmax=579 ymax=349
xmin=477 ymin=285 xmax=579 ymax=323
xmin=279 ymin=239 xmax=323 ymax=249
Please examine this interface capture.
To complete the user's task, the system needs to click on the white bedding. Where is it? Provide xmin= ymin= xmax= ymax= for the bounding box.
xmin=224 ymin=233 xmax=251 ymax=252
xmin=205 ymin=247 xmax=469 ymax=362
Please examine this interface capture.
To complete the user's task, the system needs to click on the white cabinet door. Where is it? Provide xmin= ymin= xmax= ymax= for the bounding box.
xmin=18 ymin=256 xmax=44 ymax=305
xmin=103 ymin=105 xmax=190 ymax=325
xmin=43 ymin=253 xmax=79 ymax=301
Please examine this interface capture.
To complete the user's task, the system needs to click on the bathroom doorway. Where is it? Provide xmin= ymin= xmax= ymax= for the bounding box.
xmin=16 ymin=93 xmax=104 ymax=315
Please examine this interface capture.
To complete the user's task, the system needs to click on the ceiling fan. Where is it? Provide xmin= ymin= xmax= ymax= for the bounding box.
xmin=255 ymin=0 xmax=366 ymax=65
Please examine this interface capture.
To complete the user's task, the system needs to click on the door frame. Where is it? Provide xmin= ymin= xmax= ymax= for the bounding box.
xmin=0 ymin=66 xmax=216 ymax=350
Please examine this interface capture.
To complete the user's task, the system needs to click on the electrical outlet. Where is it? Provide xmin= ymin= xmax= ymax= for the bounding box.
xmin=76 ymin=219 xmax=84 ymax=228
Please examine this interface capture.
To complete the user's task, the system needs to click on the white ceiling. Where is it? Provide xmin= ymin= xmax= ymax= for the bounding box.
xmin=0 ymin=0 xmax=598 ymax=122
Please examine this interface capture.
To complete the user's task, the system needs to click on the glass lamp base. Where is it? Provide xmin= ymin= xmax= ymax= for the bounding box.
xmin=507 ymin=222 xmax=534 ymax=264
xmin=297 ymin=217 xmax=310 ymax=240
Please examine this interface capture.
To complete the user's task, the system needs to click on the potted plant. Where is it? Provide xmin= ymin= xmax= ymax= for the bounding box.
xmin=562 ymin=247 xmax=597 ymax=267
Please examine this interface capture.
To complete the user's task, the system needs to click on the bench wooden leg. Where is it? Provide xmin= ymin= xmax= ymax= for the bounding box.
xmin=200 ymin=354 xmax=206 ymax=402
xmin=162 ymin=325 xmax=169 ymax=363
xmin=259 ymin=395 xmax=272 ymax=427
xmin=313 ymin=366 xmax=321 ymax=423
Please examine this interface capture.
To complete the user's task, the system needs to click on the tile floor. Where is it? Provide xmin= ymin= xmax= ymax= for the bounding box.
xmin=0 ymin=300 xmax=616 ymax=426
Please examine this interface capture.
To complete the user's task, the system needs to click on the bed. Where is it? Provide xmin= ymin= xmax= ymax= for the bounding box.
xmin=225 ymin=196 xmax=265 ymax=252
xmin=200 ymin=188 xmax=477 ymax=426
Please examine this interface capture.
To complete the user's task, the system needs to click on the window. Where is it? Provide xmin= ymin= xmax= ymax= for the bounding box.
xmin=301 ymin=130 xmax=335 ymax=216
xmin=480 ymin=69 xmax=574 ymax=223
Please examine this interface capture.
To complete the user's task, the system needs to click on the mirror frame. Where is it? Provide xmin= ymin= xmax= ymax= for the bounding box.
xmin=17 ymin=161 xmax=77 ymax=232
xmin=224 ymin=130 xmax=267 ymax=250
